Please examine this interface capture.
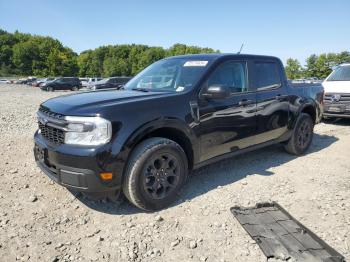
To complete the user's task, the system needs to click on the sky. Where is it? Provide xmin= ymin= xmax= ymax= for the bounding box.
xmin=0 ymin=0 xmax=349 ymax=65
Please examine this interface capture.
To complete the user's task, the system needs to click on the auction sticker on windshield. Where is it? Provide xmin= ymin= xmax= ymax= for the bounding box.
xmin=183 ymin=61 xmax=208 ymax=67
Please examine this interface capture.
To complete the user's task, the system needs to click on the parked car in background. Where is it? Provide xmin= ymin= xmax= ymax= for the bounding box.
xmin=26 ymin=77 xmax=37 ymax=86
xmin=323 ymin=63 xmax=350 ymax=119
xmin=16 ymin=78 xmax=29 ymax=84
xmin=40 ymin=77 xmax=81 ymax=91
xmin=291 ymin=78 xmax=321 ymax=84
xmin=33 ymin=78 xmax=55 ymax=87
xmin=34 ymin=54 xmax=324 ymax=211
xmin=0 ymin=79 xmax=10 ymax=84
xmin=86 ymin=77 xmax=103 ymax=89
xmin=39 ymin=78 xmax=56 ymax=87
xmin=79 ymin=78 xmax=89 ymax=87
xmin=304 ymin=77 xmax=321 ymax=84
xmin=91 ymin=77 xmax=132 ymax=90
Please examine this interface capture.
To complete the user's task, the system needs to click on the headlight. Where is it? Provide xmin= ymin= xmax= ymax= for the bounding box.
xmin=64 ymin=116 xmax=112 ymax=146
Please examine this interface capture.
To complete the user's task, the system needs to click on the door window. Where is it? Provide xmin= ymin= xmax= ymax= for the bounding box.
xmin=207 ymin=61 xmax=248 ymax=94
xmin=254 ymin=62 xmax=281 ymax=90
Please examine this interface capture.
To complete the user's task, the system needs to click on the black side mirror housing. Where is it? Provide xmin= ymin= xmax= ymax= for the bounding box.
xmin=202 ymin=85 xmax=231 ymax=99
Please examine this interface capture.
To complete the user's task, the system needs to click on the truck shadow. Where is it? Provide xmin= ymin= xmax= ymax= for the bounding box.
xmin=322 ymin=118 xmax=350 ymax=126
xmin=180 ymin=133 xmax=338 ymax=202
xmin=73 ymin=133 xmax=338 ymax=214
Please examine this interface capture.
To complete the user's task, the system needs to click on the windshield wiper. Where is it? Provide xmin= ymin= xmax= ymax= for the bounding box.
xmin=131 ymin=88 xmax=151 ymax=92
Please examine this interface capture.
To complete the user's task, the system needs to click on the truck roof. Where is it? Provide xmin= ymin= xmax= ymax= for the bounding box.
xmin=165 ymin=53 xmax=281 ymax=61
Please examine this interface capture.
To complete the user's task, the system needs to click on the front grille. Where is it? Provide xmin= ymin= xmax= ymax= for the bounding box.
xmin=39 ymin=106 xmax=65 ymax=119
xmin=324 ymin=93 xmax=350 ymax=104
xmin=39 ymin=122 xmax=65 ymax=144
xmin=38 ymin=106 xmax=66 ymax=145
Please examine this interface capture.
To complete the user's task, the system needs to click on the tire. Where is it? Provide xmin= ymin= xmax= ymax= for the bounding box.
xmin=123 ymin=137 xmax=188 ymax=211
xmin=284 ymin=113 xmax=314 ymax=155
xmin=47 ymin=86 xmax=54 ymax=92
xmin=71 ymin=86 xmax=78 ymax=91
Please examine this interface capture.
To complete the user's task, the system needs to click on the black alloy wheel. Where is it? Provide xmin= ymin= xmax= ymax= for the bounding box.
xmin=296 ymin=118 xmax=312 ymax=150
xmin=142 ymin=153 xmax=180 ymax=200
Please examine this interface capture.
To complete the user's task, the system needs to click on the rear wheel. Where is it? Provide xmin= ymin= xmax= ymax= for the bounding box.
xmin=284 ymin=113 xmax=314 ymax=155
xmin=123 ymin=137 xmax=188 ymax=211
xmin=47 ymin=86 xmax=54 ymax=92
xmin=71 ymin=86 xmax=79 ymax=91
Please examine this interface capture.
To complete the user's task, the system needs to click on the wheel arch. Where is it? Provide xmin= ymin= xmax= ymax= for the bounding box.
xmin=301 ymin=104 xmax=316 ymax=124
xmin=290 ymin=102 xmax=317 ymax=130
xmin=122 ymin=118 xmax=198 ymax=171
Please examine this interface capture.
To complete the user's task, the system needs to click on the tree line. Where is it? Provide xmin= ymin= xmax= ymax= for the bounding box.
xmin=0 ymin=29 xmax=79 ymax=77
xmin=0 ymin=29 xmax=217 ymax=77
xmin=285 ymin=52 xmax=350 ymax=80
xmin=1 ymin=28 xmax=349 ymax=79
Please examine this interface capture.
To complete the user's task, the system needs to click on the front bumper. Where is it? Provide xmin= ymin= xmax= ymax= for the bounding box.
xmin=323 ymin=103 xmax=350 ymax=118
xmin=323 ymin=113 xmax=350 ymax=118
xmin=34 ymin=131 xmax=123 ymax=193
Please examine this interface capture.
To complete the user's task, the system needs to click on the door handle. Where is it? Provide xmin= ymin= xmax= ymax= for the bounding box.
xmin=238 ymin=99 xmax=254 ymax=106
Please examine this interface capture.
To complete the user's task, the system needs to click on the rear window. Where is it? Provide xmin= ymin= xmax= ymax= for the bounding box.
xmin=327 ymin=65 xmax=350 ymax=81
xmin=254 ymin=62 xmax=281 ymax=90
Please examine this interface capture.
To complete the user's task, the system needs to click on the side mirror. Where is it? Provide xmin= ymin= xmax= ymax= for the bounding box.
xmin=202 ymin=85 xmax=231 ymax=99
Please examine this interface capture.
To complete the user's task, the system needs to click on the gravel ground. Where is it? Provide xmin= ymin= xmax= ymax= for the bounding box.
xmin=0 ymin=84 xmax=349 ymax=262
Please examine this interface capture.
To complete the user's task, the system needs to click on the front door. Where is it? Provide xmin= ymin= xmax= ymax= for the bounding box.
xmin=197 ymin=60 xmax=257 ymax=162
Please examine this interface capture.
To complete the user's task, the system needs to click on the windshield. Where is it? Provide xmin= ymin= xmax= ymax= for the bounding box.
xmin=96 ymin=78 xmax=109 ymax=84
xmin=327 ymin=65 xmax=350 ymax=81
xmin=124 ymin=58 xmax=209 ymax=92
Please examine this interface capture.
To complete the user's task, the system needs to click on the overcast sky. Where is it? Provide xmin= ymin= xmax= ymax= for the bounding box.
xmin=1 ymin=0 xmax=349 ymax=65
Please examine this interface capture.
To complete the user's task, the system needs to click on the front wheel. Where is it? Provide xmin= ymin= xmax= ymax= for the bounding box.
xmin=123 ymin=137 xmax=188 ymax=211
xmin=47 ymin=86 xmax=54 ymax=92
xmin=71 ymin=86 xmax=79 ymax=91
xmin=284 ymin=113 xmax=314 ymax=155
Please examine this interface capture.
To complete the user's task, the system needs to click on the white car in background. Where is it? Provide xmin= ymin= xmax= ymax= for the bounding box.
xmin=0 ymin=79 xmax=10 ymax=84
xmin=79 ymin=78 xmax=89 ymax=87
xmin=86 ymin=77 xmax=103 ymax=89
xmin=323 ymin=63 xmax=350 ymax=119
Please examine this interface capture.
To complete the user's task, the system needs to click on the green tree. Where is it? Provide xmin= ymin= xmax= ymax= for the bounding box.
xmin=285 ymin=58 xmax=303 ymax=79
xmin=305 ymin=54 xmax=318 ymax=78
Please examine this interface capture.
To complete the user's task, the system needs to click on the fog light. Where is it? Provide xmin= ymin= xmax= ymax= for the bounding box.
xmin=100 ymin=172 xmax=113 ymax=180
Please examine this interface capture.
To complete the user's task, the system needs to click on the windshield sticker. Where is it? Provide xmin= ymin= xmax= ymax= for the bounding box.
xmin=183 ymin=61 xmax=208 ymax=67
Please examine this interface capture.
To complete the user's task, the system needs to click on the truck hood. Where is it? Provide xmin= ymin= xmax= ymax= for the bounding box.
xmin=323 ymin=80 xmax=350 ymax=94
xmin=42 ymin=90 xmax=170 ymax=116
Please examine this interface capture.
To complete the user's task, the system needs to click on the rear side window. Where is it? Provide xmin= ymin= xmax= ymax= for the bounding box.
xmin=254 ymin=62 xmax=281 ymax=90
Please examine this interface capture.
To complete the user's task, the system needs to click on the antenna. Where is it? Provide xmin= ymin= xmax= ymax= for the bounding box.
xmin=237 ymin=43 xmax=244 ymax=54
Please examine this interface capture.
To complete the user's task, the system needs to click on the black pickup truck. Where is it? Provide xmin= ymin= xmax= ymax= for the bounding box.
xmin=34 ymin=54 xmax=324 ymax=211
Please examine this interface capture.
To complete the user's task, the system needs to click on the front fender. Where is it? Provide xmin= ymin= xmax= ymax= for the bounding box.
xmin=107 ymin=117 xmax=199 ymax=184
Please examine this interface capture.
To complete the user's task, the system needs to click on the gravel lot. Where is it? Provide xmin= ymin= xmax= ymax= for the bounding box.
xmin=0 ymin=84 xmax=349 ymax=262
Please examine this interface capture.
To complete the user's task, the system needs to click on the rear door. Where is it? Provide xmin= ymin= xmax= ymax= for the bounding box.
xmin=58 ymin=78 xmax=69 ymax=89
xmin=108 ymin=78 xmax=116 ymax=88
xmin=54 ymin=78 xmax=64 ymax=89
xmin=197 ymin=59 xmax=257 ymax=162
xmin=253 ymin=59 xmax=290 ymax=143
